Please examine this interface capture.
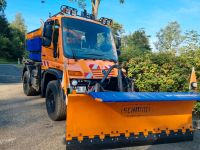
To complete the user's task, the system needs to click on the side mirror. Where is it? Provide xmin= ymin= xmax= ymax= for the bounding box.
xmin=116 ymin=37 xmax=121 ymax=50
xmin=42 ymin=21 xmax=53 ymax=47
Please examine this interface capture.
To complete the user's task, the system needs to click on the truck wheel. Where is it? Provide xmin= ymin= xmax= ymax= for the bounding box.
xmin=46 ymin=80 xmax=66 ymax=121
xmin=23 ymin=71 xmax=39 ymax=96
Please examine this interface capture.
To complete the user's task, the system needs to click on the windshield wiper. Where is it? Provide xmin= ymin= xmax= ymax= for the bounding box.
xmin=71 ymin=49 xmax=77 ymax=60
xmin=85 ymin=53 xmax=104 ymax=56
xmin=83 ymin=54 xmax=117 ymax=62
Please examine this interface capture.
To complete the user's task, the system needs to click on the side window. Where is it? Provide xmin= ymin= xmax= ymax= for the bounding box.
xmin=42 ymin=20 xmax=54 ymax=47
xmin=53 ymin=20 xmax=60 ymax=57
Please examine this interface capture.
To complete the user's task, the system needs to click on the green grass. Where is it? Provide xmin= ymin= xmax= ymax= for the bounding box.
xmin=0 ymin=58 xmax=17 ymax=64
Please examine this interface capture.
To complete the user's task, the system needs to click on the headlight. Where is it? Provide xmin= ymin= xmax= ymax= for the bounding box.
xmin=71 ymin=80 xmax=78 ymax=86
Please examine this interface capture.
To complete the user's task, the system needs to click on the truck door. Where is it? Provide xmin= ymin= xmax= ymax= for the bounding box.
xmin=42 ymin=19 xmax=60 ymax=68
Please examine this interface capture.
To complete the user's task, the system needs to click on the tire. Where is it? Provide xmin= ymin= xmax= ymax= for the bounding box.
xmin=23 ymin=71 xmax=39 ymax=96
xmin=45 ymin=80 xmax=66 ymax=121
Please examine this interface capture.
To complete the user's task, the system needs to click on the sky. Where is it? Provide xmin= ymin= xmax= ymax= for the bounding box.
xmin=5 ymin=0 xmax=200 ymax=48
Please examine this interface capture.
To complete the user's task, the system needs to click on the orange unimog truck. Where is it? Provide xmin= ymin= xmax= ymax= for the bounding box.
xmin=23 ymin=5 xmax=200 ymax=149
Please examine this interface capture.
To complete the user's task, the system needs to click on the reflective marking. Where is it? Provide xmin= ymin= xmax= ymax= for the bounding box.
xmin=89 ymin=64 xmax=99 ymax=70
xmin=105 ymin=65 xmax=111 ymax=69
xmin=42 ymin=60 xmax=49 ymax=67
xmin=89 ymin=64 xmax=94 ymax=69
xmin=85 ymin=72 xmax=93 ymax=79
xmin=92 ymin=64 xmax=99 ymax=69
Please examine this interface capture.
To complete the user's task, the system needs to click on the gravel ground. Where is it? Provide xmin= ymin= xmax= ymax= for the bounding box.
xmin=0 ymin=64 xmax=65 ymax=150
xmin=0 ymin=64 xmax=200 ymax=150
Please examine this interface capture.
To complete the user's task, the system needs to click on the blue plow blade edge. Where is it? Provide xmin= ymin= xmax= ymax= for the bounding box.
xmin=88 ymin=92 xmax=200 ymax=102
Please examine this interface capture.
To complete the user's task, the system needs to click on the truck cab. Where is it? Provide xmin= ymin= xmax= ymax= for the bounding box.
xmin=42 ymin=15 xmax=119 ymax=90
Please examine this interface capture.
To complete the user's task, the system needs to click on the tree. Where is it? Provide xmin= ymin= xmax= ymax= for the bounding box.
xmin=120 ymin=29 xmax=151 ymax=62
xmin=111 ymin=21 xmax=124 ymax=37
xmin=0 ymin=14 xmax=10 ymax=36
xmin=90 ymin=0 xmax=124 ymax=19
xmin=9 ymin=13 xmax=27 ymax=59
xmin=10 ymin=13 xmax=27 ymax=33
xmin=154 ymin=21 xmax=183 ymax=54
xmin=0 ymin=0 xmax=7 ymax=14
xmin=181 ymin=30 xmax=200 ymax=52
xmin=0 ymin=13 xmax=12 ymax=59
xmin=124 ymin=29 xmax=151 ymax=51
xmin=127 ymin=51 xmax=200 ymax=92
xmin=69 ymin=0 xmax=124 ymax=19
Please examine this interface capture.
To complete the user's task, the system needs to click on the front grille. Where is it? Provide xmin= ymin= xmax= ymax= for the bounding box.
xmin=91 ymin=69 xmax=115 ymax=78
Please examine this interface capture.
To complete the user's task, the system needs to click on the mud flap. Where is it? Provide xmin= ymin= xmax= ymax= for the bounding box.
xmin=66 ymin=92 xmax=199 ymax=149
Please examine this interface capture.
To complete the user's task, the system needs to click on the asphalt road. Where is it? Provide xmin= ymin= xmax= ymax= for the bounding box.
xmin=0 ymin=64 xmax=200 ymax=150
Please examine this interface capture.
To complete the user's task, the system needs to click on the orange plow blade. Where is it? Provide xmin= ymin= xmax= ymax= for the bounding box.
xmin=66 ymin=92 xmax=199 ymax=149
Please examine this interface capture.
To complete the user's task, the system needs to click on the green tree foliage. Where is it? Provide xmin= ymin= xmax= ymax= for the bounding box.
xmin=0 ymin=12 xmax=27 ymax=60
xmin=154 ymin=21 xmax=184 ymax=54
xmin=10 ymin=13 xmax=27 ymax=33
xmin=0 ymin=0 xmax=7 ymax=13
xmin=127 ymin=51 xmax=200 ymax=92
xmin=181 ymin=30 xmax=200 ymax=52
xmin=111 ymin=21 xmax=124 ymax=37
xmin=0 ymin=14 xmax=12 ymax=58
xmin=9 ymin=13 xmax=27 ymax=59
xmin=0 ymin=0 xmax=11 ymax=58
xmin=0 ymin=14 xmax=10 ymax=36
xmin=120 ymin=29 xmax=151 ymax=62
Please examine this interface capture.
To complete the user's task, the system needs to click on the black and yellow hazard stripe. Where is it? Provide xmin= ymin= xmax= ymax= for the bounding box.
xmin=66 ymin=129 xmax=193 ymax=150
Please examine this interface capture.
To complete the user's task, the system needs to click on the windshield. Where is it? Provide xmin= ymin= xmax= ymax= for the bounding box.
xmin=62 ymin=18 xmax=118 ymax=62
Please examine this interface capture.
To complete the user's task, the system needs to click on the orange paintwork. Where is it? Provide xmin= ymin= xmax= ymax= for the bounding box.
xmin=66 ymin=94 xmax=194 ymax=141
xmin=26 ymin=28 xmax=42 ymax=39
xmin=190 ymin=67 xmax=197 ymax=83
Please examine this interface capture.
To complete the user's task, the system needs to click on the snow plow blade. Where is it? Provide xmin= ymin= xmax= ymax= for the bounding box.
xmin=66 ymin=92 xmax=200 ymax=149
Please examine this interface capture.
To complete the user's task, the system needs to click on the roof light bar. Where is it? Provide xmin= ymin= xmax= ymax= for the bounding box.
xmin=81 ymin=9 xmax=95 ymax=20
xmin=59 ymin=5 xmax=112 ymax=26
xmin=60 ymin=5 xmax=77 ymax=16
xmin=99 ymin=17 xmax=113 ymax=26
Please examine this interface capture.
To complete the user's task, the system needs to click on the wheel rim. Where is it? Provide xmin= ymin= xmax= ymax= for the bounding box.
xmin=46 ymin=89 xmax=56 ymax=113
